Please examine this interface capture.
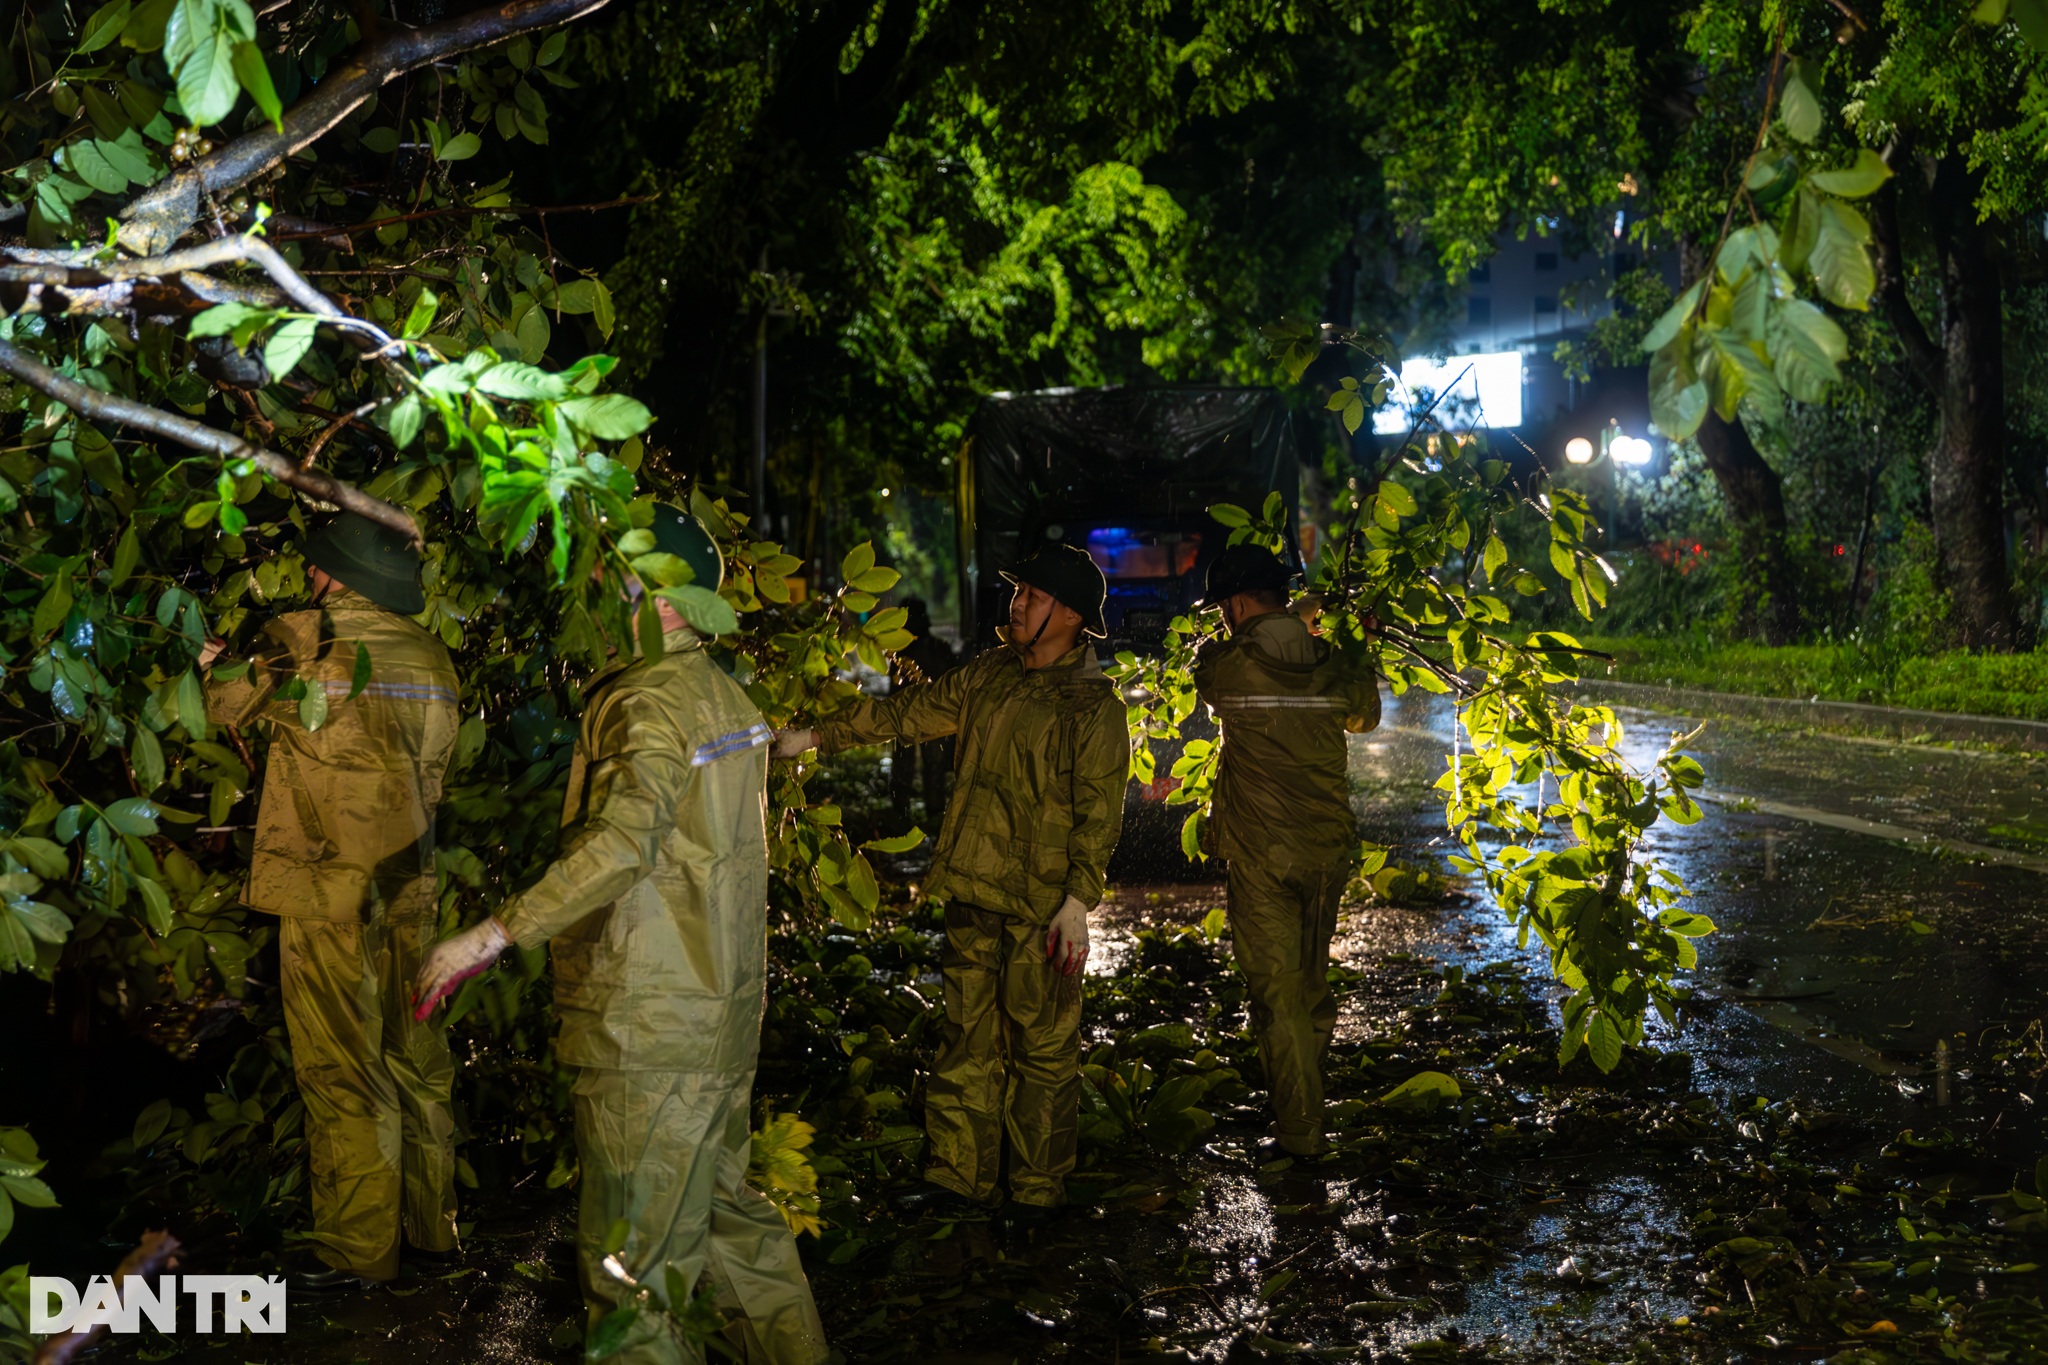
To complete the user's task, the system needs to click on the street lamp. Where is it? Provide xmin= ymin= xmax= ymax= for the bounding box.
xmin=1565 ymin=436 xmax=1594 ymax=464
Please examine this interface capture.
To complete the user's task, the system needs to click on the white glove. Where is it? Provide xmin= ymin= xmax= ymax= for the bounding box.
xmin=413 ymin=917 xmax=511 ymax=1021
xmin=770 ymin=727 xmax=817 ymax=761
xmin=1044 ymin=895 xmax=1091 ymax=977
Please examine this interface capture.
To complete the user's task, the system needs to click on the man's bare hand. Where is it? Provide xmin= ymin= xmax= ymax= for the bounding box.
xmin=770 ymin=727 xmax=817 ymax=761
xmin=413 ymin=917 xmax=511 ymax=1022
xmin=1044 ymin=895 xmax=1091 ymax=977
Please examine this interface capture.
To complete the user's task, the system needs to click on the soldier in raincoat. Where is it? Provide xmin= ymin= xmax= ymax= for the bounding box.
xmin=415 ymin=508 xmax=827 ymax=1365
xmin=772 ymin=543 xmax=1127 ymax=1222
xmin=200 ymin=512 xmax=461 ymax=1288
xmin=1191 ymin=544 xmax=1380 ymax=1160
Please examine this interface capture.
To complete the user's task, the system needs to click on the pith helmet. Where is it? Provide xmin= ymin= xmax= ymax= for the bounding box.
xmin=649 ymin=504 xmax=724 ymax=591
xmin=1193 ymin=542 xmax=1295 ymax=610
xmin=300 ymin=512 xmax=425 ymax=615
xmin=1001 ymin=542 xmax=1107 ymax=638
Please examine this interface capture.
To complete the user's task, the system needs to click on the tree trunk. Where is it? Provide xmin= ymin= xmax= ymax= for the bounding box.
xmin=1676 ymin=240 xmax=1802 ymax=642
xmin=1927 ymin=156 xmax=2019 ymax=649
xmin=1692 ymin=408 xmax=1802 ymax=644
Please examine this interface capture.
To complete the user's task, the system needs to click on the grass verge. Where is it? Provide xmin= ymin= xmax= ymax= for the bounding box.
xmin=1585 ymin=637 xmax=2048 ymax=722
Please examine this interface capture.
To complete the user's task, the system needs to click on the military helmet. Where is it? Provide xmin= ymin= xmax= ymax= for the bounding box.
xmin=648 ymin=504 xmax=724 ymax=592
xmin=1001 ymin=542 xmax=1107 ymax=638
xmin=300 ymin=511 xmax=426 ymax=615
xmin=1193 ymin=542 xmax=1296 ymax=610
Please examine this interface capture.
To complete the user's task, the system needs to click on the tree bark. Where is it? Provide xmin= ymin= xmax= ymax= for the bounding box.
xmin=0 ymin=341 xmax=418 ymax=542
xmin=1874 ymin=153 xmax=2020 ymax=649
xmin=117 ymin=0 xmax=613 ymax=254
xmin=1927 ymin=156 xmax=2019 ymax=648
xmin=1678 ymin=239 xmax=1801 ymax=642
xmin=1692 ymin=408 xmax=1801 ymax=644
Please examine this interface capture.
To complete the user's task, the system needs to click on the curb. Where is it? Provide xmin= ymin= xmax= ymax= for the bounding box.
xmin=1567 ymin=678 xmax=2048 ymax=753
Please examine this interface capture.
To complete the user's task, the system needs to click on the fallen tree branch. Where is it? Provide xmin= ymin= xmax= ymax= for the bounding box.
xmin=0 ymin=339 xmax=419 ymax=543
xmin=118 ymin=0 xmax=615 ymax=254
xmin=31 ymin=1230 xmax=181 ymax=1365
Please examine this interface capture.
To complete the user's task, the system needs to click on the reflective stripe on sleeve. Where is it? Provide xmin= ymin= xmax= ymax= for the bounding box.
xmin=321 ymin=679 xmax=459 ymax=704
xmin=691 ymin=722 xmax=773 ymax=767
xmin=1208 ymin=695 xmax=1352 ymax=710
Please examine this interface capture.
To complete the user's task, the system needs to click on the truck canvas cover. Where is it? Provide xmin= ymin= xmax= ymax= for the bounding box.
xmin=957 ymin=386 xmax=1301 ymax=651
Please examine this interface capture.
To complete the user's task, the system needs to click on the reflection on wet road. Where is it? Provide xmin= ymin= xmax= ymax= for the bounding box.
xmin=1091 ymin=687 xmax=2048 ymax=1354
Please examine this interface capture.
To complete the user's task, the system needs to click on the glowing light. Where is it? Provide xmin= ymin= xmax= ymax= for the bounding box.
xmin=1372 ymin=352 xmax=1524 ymax=434
xmin=1565 ymin=437 xmax=1594 ymax=464
xmin=1611 ymin=434 xmax=1654 ymax=465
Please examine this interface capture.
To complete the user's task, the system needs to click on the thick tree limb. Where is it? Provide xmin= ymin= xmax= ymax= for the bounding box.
xmin=0 ymin=339 xmax=419 ymax=543
xmin=118 ymin=0 xmax=614 ymax=254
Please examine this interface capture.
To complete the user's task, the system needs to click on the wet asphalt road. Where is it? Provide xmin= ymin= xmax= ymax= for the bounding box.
xmin=1087 ymin=689 xmax=2048 ymax=1354
xmin=1349 ymin=689 xmax=2048 ymax=1134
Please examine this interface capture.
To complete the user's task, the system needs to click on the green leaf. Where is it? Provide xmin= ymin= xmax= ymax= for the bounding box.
xmin=10 ymin=899 xmax=72 ymax=945
xmin=1778 ymin=59 xmax=1823 ymax=144
xmin=230 ymin=39 xmax=281 ymax=128
xmin=1585 ymin=1011 xmax=1624 ymax=1072
xmin=1377 ymin=1070 xmax=1460 ymax=1114
xmin=99 ymin=130 xmax=155 ymax=183
xmin=102 ymin=796 xmax=159 ymax=836
xmin=403 ymin=288 xmax=439 ymax=340
xmin=131 ymin=726 xmax=165 ymax=792
xmin=473 ymin=361 xmax=569 ymax=401
xmin=66 ymin=139 xmax=130 ymax=194
xmin=839 ymin=541 xmax=876 ymax=582
xmin=1378 ymin=482 xmax=1418 ymax=518
xmin=385 ymin=395 xmax=423 ymax=449
xmin=1638 ymin=280 xmax=1704 ymax=353
xmin=437 ymin=131 xmax=482 ymax=162
xmin=359 ymin=126 xmax=400 ymax=154
xmin=1648 ymin=321 xmax=1708 ymax=441
xmin=111 ymin=525 xmax=142 ymax=596
xmin=846 ymin=851 xmax=880 ymax=912
xmin=122 ymin=0 xmax=174 ymax=48
xmin=264 ymin=316 xmax=318 ymax=379
xmin=1768 ymin=298 xmax=1848 ymax=402
xmin=851 ymin=566 xmax=899 ymax=593
xmin=592 ymin=281 xmax=615 ymax=340
xmin=348 ymin=642 xmax=372 ymax=700
xmin=79 ymin=0 xmax=134 ymax=51
xmin=586 ymin=1305 xmax=638 ymax=1359
xmin=1809 ymin=200 xmax=1876 ymax=310
xmin=559 ymin=394 xmax=651 ymax=440
xmin=1807 ymin=148 xmax=1893 ymax=199
xmin=298 ymin=679 xmax=328 ymax=732
xmin=135 ymin=875 xmax=174 ymax=934
xmin=177 ymin=28 xmax=243 ymax=126
xmin=188 ymin=302 xmax=274 ymax=338
xmin=655 ymin=586 xmax=739 ymax=637
xmin=1208 ymin=502 xmax=1250 ymax=528
xmin=862 ymin=827 xmax=927 ymax=854
xmin=32 ymin=573 xmax=74 ymax=639
xmin=636 ymin=593 xmax=665 ymax=662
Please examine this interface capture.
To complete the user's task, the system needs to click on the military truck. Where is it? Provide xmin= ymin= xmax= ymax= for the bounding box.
xmin=950 ymin=386 xmax=1307 ymax=879
xmin=952 ymin=386 xmax=1305 ymax=653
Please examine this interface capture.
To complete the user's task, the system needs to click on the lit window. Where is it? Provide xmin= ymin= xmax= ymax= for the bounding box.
xmin=1372 ymin=352 xmax=1524 ymax=433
